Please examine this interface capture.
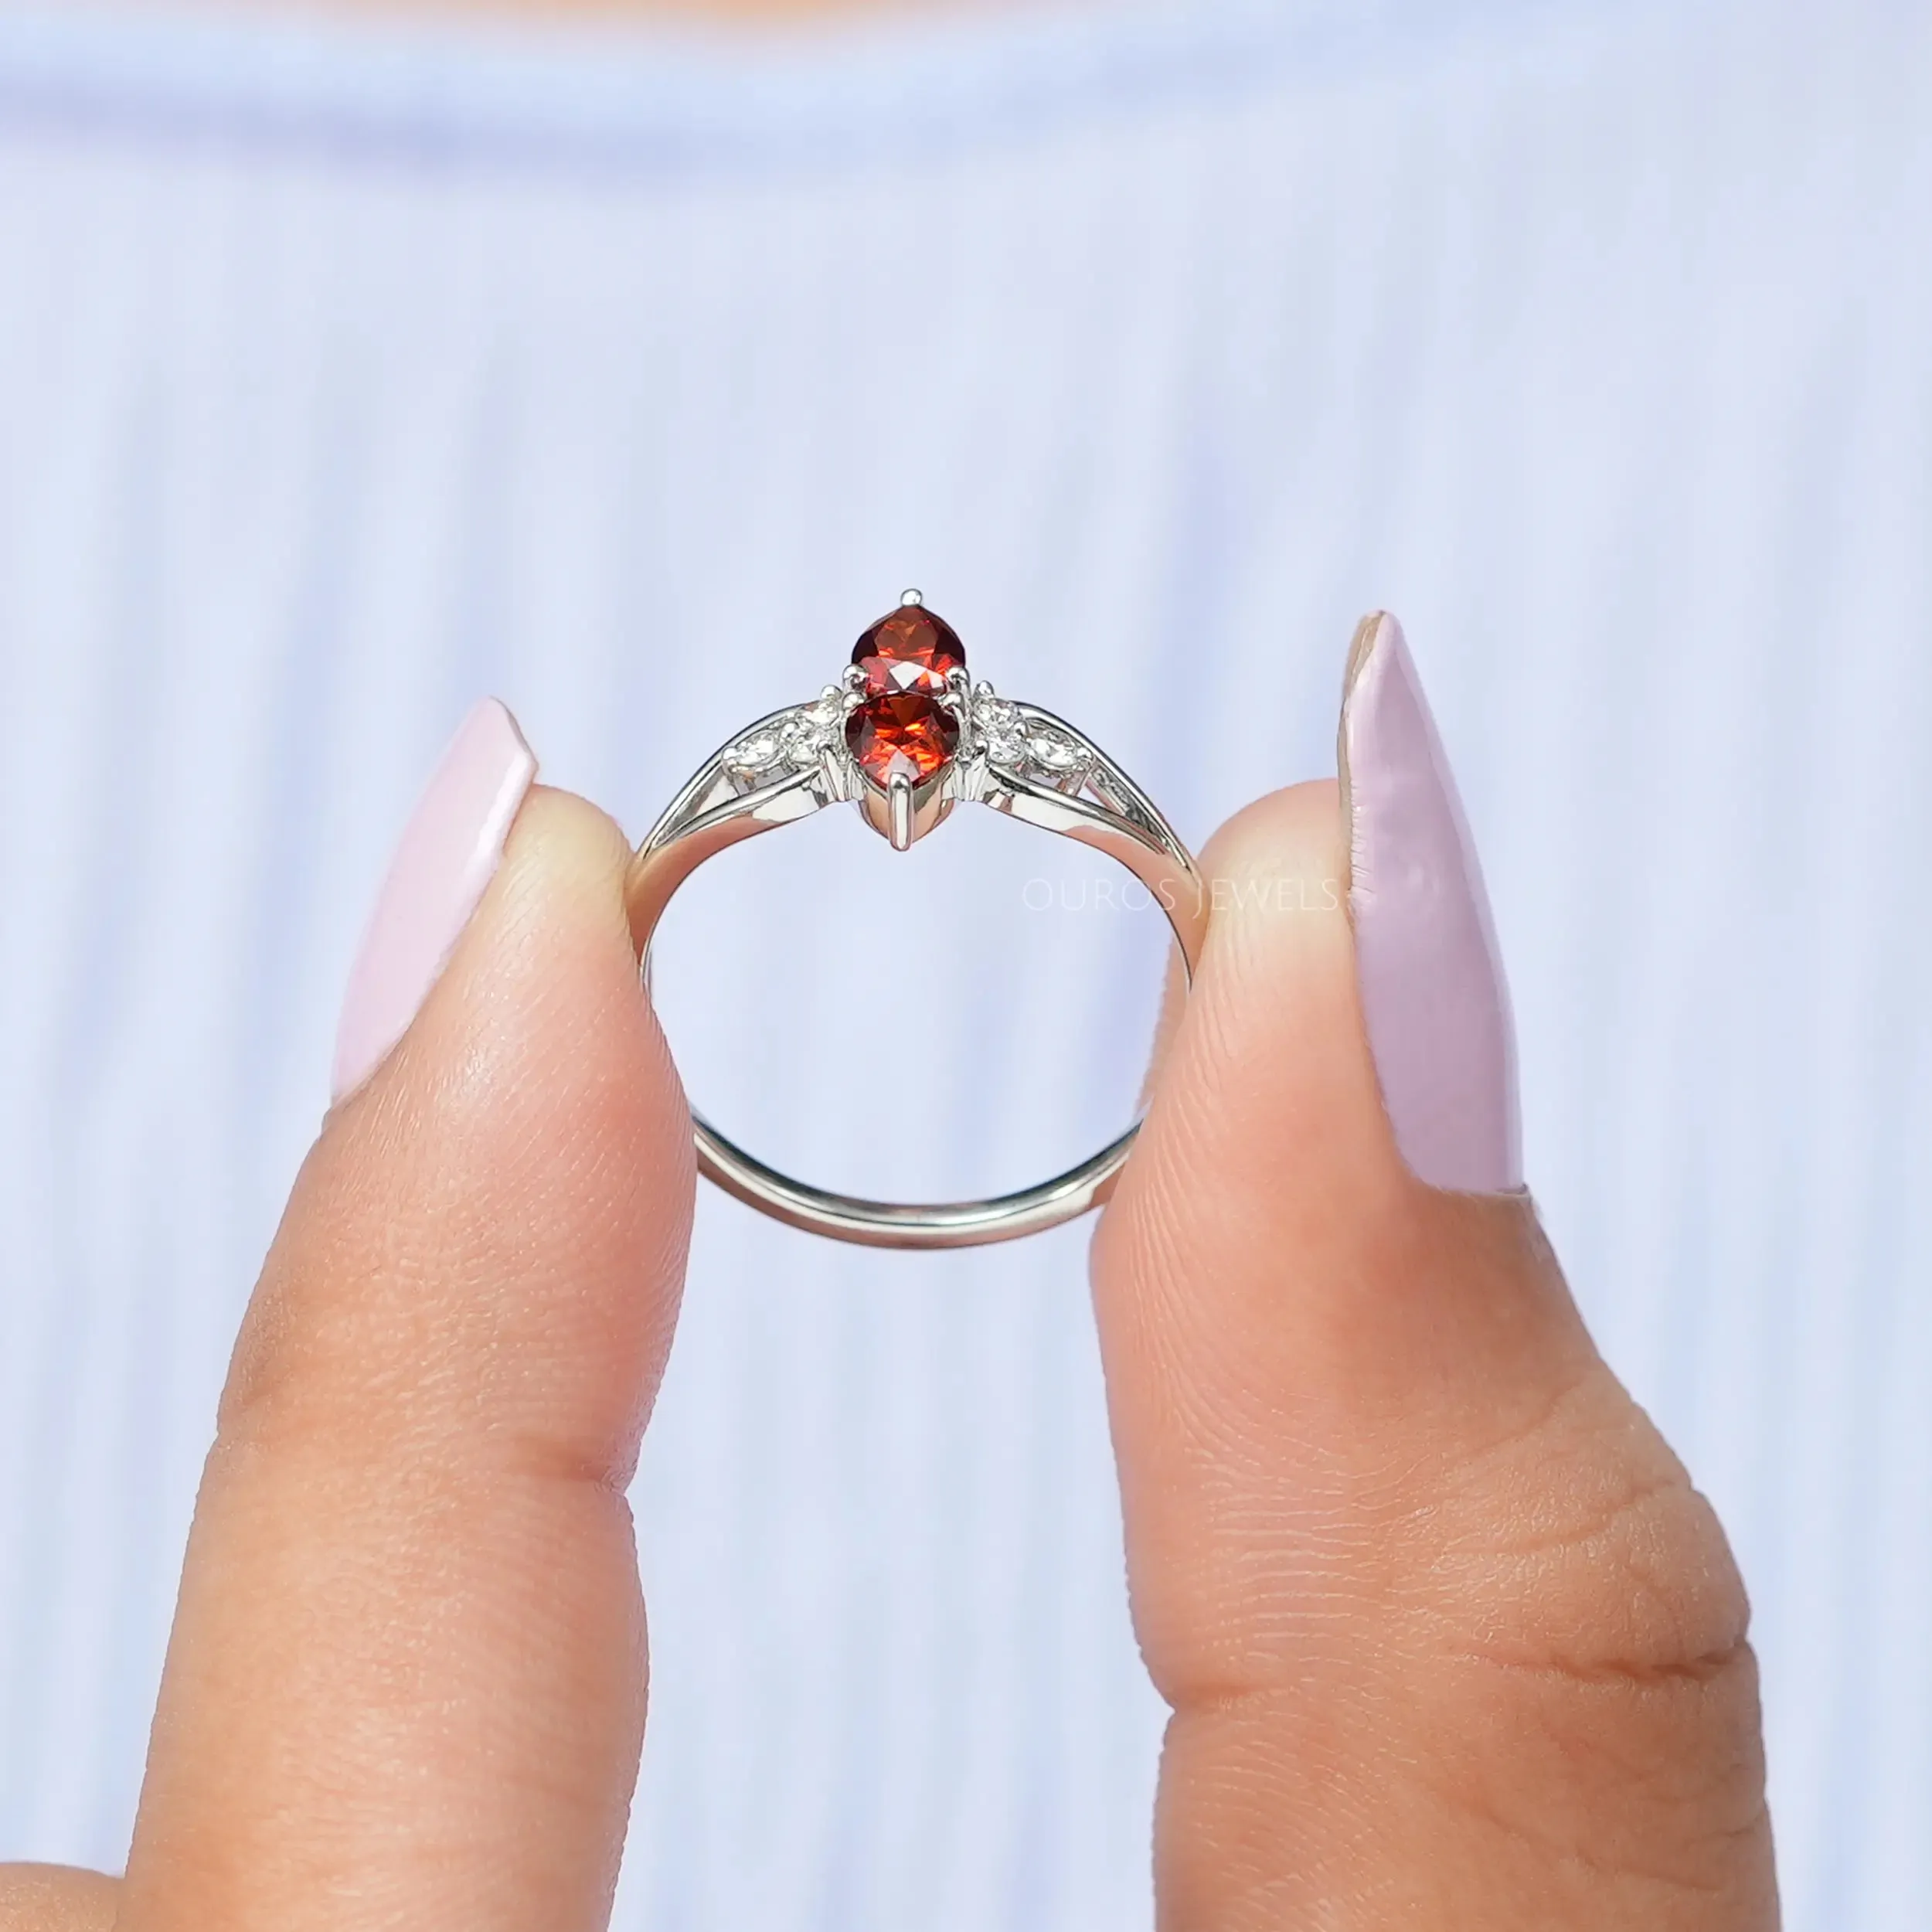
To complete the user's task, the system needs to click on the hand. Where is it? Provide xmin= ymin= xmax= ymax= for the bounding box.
xmin=0 ymin=633 xmax=1776 ymax=1928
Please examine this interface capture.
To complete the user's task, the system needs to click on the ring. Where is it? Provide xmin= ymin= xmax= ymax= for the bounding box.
xmin=625 ymin=592 xmax=1206 ymax=1249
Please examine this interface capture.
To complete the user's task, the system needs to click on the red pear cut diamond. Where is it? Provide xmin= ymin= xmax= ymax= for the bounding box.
xmin=851 ymin=606 xmax=966 ymax=698
xmin=845 ymin=691 xmax=960 ymax=788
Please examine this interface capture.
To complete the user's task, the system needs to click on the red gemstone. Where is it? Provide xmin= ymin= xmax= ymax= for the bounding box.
xmin=845 ymin=691 xmax=959 ymax=787
xmin=850 ymin=605 xmax=966 ymax=697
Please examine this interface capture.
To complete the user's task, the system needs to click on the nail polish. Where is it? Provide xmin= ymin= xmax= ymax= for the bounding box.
xmin=331 ymin=699 xmax=538 ymax=1104
xmin=1339 ymin=614 xmax=1522 ymax=1192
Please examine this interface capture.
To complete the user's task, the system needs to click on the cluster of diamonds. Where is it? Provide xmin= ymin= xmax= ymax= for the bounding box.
xmin=723 ymin=691 xmax=843 ymax=784
xmin=970 ymin=691 xmax=1089 ymax=785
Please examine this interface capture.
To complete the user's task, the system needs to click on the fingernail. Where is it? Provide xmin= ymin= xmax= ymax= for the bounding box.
xmin=1338 ymin=614 xmax=1522 ymax=1192
xmin=331 ymin=699 xmax=538 ymax=1104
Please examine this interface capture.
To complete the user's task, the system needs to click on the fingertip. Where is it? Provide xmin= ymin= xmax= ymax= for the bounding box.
xmin=330 ymin=698 xmax=537 ymax=1106
xmin=1131 ymin=778 xmax=1352 ymax=1124
xmin=1120 ymin=776 xmax=1392 ymax=1243
xmin=1338 ymin=611 xmax=1522 ymax=1192
xmin=340 ymin=774 xmax=687 ymax=1169
xmin=244 ymin=773 xmax=694 ymax=1476
xmin=1095 ymin=765 xmax=1590 ymax=1687
xmin=1199 ymin=775 xmax=1345 ymax=876
xmin=492 ymin=783 xmax=646 ymax=962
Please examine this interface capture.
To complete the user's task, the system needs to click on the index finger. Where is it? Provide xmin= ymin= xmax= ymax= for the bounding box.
xmin=118 ymin=746 xmax=693 ymax=1931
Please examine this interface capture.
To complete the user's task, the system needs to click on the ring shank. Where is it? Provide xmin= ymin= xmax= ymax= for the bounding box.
xmin=628 ymin=716 xmax=1204 ymax=1249
xmin=692 ymin=1117 xmax=1144 ymax=1250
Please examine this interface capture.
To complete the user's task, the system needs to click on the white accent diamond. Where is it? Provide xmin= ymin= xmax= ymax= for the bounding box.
xmin=780 ymin=712 xmax=831 ymax=766
xmin=1024 ymin=728 xmax=1084 ymax=774
xmin=727 ymin=731 xmax=781 ymax=773
xmin=975 ymin=693 xmax=1026 ymax=761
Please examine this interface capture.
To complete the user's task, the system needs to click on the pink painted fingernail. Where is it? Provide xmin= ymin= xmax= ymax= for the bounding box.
xmin=1339 ymin=614 xmax=1522 ymax=1192
xmin=331 ymin=699 xmax=538 ymax=1104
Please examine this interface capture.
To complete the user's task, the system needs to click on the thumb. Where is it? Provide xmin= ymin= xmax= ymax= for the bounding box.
xmin=118 ymin=702 xmax=694 ymax=1932
xmin=1093 ymin=618 xmax=1775 ymax=1928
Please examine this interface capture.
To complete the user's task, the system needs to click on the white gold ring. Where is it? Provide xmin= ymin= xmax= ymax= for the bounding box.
xmin=625 ymin=592 xmax=1206 ymax=1249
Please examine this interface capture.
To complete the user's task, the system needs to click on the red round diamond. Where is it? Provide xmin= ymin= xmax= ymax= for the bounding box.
xmin=850 ymin=605 xmax=966 ymax=698
xmin=845 ymin=691 xmax=959 ymax=787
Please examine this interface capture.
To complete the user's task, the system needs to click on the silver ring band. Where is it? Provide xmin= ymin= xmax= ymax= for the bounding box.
xmin=624 ymin=595 xmax=1206 ymax=1249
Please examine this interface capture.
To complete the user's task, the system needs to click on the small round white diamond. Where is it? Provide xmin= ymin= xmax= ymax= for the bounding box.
xmin=976 ymin=695 xmax=1025 ymax=760
xmin=781 ymin=715 xmax=828 ymax=766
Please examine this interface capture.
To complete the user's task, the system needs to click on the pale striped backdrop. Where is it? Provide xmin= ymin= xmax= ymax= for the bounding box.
xmin=1 ymin=0 xmax=1928 ymax=1924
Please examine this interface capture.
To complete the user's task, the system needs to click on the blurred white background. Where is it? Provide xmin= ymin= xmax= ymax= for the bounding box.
xmin=1 ymin=0 xmax=1928 ymax=1923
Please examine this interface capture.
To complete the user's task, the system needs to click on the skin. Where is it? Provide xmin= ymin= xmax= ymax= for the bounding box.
xmin=0 ymin=778 xmax=1777 ymax=1929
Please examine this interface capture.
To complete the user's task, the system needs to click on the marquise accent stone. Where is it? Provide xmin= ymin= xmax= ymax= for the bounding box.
xmin=727 ymin=730 xmax=781 ymax=772
xmin=1025 ymin=728 xmax=1084 ymax=774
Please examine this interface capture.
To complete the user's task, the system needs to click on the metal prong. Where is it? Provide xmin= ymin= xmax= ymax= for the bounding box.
xmin=900 ymin=587 xmax=924 ymax=607
xmin=887 ymin=774 xmax=915 ymax=851
xmin=942 ymin=664 xmax=975 ymax=758
xmin=818 ymin=743 xmax=849 ymax=803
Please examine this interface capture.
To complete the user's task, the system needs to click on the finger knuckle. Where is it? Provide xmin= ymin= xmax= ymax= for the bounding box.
xmin=1412 ymin=1366 xmax=1767 ymax=1842
xmin=1427 ymin=1366 xmax=1752 ymax=1685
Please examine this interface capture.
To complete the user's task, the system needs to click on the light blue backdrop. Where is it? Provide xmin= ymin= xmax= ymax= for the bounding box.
xmin=0 ymin=0 xmax=1927 ymax=1924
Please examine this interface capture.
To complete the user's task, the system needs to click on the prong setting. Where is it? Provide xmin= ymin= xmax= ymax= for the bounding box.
xmin=723 ymin=600 xmax=1126 ymax=850
xmin=887 ymin=774 xmax=915 ymax=850
xmin=626 ymin=593 xmax=1204 ymax=1247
